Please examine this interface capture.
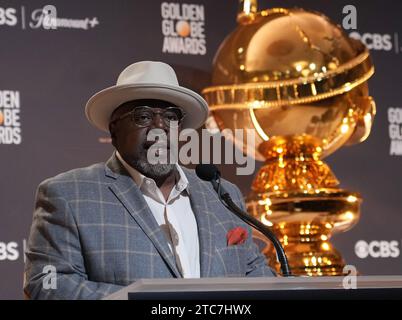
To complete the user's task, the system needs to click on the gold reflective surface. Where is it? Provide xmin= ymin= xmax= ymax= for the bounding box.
xmin=203 ymin=1 xmax=376 ymax=276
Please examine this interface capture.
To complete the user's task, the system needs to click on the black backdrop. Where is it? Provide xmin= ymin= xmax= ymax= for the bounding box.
xmin=0 ymin=0 xmax=401 ymax=299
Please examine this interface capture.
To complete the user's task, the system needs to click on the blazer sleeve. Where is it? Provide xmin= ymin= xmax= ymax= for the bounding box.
xmin=231 ymin=184 xmax=277 ymax=277
xmin=24 ymin=180 xmax=124 ymax=300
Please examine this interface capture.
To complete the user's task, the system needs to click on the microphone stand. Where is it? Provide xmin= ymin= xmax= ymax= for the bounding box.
xmin=215 ymin=176 xmax=292 ymax=277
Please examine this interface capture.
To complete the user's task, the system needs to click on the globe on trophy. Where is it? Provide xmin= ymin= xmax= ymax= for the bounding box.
xmin=202 ymin=0 xmax=376 ymax=276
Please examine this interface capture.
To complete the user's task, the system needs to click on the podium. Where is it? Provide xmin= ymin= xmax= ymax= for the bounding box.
xmin=104 ymin=276 xmax=402 ymax=300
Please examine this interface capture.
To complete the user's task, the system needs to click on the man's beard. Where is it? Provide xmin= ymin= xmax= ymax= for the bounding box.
xmin=130 ymin=132 xmax=178 ymax=180
xmin=131 ymin=154 xmax=176 ymax=180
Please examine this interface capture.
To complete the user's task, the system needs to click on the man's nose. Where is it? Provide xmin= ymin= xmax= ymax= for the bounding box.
xmin=150 ymin=113 xmax=168 ymax=131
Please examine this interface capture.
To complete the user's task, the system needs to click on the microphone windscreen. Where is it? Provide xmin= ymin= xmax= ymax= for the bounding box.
xmin=195 ymin=164 xmax=219 ymax=181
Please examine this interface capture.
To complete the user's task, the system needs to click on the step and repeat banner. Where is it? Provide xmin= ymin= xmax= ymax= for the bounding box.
xmin=0 ymin=0 xmax=401 ymax=299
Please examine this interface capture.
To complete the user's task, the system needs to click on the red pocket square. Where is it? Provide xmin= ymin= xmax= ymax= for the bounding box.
xmin=226 ymin=226 xmax=248 ymax=246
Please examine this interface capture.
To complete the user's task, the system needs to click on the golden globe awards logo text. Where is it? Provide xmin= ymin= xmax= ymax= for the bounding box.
xmin=0 ymin=90 xmax=21 ymax=145
xmin=161 ymin=2 xmax=206 ymax=55
xmin=388 ymin=108 xmax=402 ymax=156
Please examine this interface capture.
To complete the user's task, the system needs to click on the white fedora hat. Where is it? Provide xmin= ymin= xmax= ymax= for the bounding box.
xmin=85 ymin=61 xmax=209 ymax=132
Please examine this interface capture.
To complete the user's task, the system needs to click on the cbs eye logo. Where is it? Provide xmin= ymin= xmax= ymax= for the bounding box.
xmin=0 ymin=7 xmax=18 ymax=26
xmin=349 ymin=32 xmax=393 ymax=51
xmin=0 ymin=241 xmax=19 ymax=261
xmin=355 ymin=240 xmax=400 ymax=259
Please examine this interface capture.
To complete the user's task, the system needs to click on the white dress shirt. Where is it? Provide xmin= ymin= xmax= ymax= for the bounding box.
xmin=116 ymin=151 xmax=200 ymax=278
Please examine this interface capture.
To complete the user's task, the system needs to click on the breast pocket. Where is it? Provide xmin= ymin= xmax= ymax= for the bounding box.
xmin=215 ymin=245 xmax=247 ymax=277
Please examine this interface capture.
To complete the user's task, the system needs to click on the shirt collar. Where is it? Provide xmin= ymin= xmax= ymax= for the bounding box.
xmin=115 ymin=151 xmax=189 ymax=195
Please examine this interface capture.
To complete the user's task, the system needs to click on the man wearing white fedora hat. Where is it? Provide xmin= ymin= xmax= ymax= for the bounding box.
xmin=24 ymin=61 xmax=275 ymax=300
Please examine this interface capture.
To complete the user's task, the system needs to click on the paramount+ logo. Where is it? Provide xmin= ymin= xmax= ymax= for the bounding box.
xmin=355 ymin=240 xmax=400 ymax=259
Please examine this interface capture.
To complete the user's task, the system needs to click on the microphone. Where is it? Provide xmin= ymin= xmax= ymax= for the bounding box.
xmin=195 ymin=164 xmax=292 ymax=277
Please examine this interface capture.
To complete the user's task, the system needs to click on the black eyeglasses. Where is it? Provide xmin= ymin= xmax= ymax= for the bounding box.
xmin=110 ymin=106 xmax=186 ymax=128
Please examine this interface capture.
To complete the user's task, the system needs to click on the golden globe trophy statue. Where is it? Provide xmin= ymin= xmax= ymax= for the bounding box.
xmin=202 ymin=0 xmax=376 ymax=276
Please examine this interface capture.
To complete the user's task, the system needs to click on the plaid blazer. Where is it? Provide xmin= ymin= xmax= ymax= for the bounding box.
xmin=24 ymin=153 xmax=274 ymax=300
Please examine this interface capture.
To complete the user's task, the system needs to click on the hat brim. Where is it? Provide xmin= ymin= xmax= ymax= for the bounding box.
xmin=85 ymin=83 xmax=209 ymax=132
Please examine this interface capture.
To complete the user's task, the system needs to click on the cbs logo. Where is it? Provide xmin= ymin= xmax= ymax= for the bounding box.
xmin=355 ymin=240 xmax=400 ymax=259
xmin=349 ymin=32 xmax=393 ymax=51
xmin=0 ymin=7 xmax=18 ymax=26
xmin=0 ymin=241 xmax=19 ymax=261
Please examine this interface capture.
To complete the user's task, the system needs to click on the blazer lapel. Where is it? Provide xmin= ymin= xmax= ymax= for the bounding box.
xmin=184 ymin=168 xmax=216 ymax=277
xmin=104 ymin=153 xmax=182 ymax=278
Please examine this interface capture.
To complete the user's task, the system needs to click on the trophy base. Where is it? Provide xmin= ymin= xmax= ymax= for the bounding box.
xmin=247 ymin=188 xmax=361 ymax=276
xmin=252 ymin=227 xmax=346 ymax=276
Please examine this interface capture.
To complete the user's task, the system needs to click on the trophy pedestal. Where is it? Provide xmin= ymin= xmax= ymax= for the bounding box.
xmin=247 ymin=139 xmax=361 ymax=276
